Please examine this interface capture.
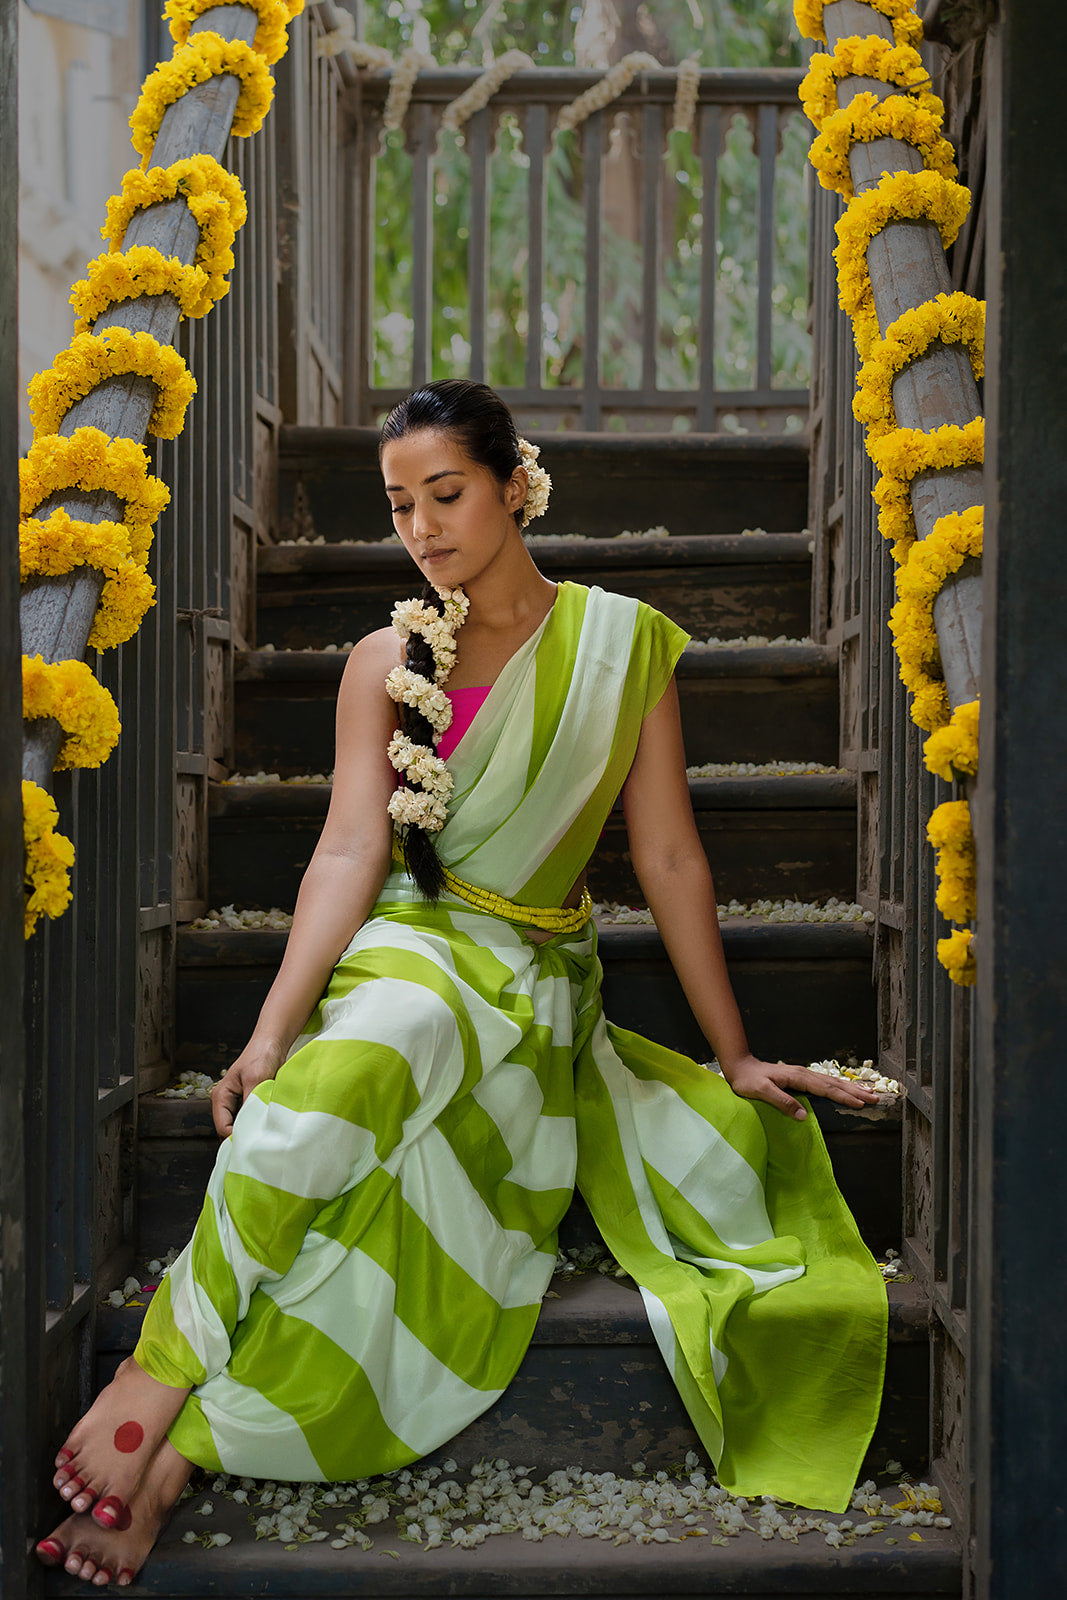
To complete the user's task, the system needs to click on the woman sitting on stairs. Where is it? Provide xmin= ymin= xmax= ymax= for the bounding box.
xmin=37 ymin=379 xmax=886 ymax=1587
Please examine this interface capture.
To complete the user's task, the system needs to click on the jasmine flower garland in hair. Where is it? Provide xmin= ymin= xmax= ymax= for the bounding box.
xmin=385 ymin=585 xmax=469 ymax=835
xmin=517 ymin=439 xmax=551 ymax=526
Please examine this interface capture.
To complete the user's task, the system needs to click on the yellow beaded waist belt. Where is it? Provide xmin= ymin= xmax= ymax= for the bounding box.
xmin=391 ymin=839 xmax=591 ymax=933
xmin=441 ymin=866 xmax=593 ymax=934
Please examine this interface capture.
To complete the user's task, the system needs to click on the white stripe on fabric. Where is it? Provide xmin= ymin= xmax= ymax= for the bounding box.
xmin=626 ymin=1076 xmax=776 ymax=1251
xmin=196 ymin=1370 xmax=328 ymax=1482
xmin=225 ymin=1092 xmax=380 ymax=1203
xmin=390 ymin=1124 xmax=554 ymax=1310
xmin=591 ymin=1016 xmax=678 ymax=1258
xmin=673 ymin=1245 xmax=805 ymax=1298
xmin=471 ymin=1061 xmax=576 ymax=1194
xmin=274 ymin=1241 xmax=504 ymax=1457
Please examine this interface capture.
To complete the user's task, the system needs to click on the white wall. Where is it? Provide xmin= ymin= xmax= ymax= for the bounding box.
xmin=18 ymin=0 xmax=147 ymax=448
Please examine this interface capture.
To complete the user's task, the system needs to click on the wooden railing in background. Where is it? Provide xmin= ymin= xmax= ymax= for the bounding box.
xmin=349 ymin=67 xmax=812 ymax=433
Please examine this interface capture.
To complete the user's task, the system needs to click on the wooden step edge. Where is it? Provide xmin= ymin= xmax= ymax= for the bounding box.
xmin=138 ymin=1083 xmax=901 ymax=1142
xmin=234 ymin=643 xmax=838 ymax=685
xmin=258 ymin=532 xmax=815 ymax=577
xmin=207 ymin=772 xmax=857 ymax=820
xmin=176 ymin=918 xmax=874 ymax=969
xmin=55 ymin=1496 xmax=958 ymax=1599
xmin=96 ymin=1274 xmax=926 ymax=1359
xmin=279 ymin=421 xmax=811 ymax=466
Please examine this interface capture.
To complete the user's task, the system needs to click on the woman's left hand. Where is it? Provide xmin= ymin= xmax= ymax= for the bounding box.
xmin=723 ymin=1054 xmax=884 ymax=1121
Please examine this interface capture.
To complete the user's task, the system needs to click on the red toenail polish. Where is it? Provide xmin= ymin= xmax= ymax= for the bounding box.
xmin=94 ymin=1496 xmax=129 ymax=1529
xmin=56 ymin=1449 xmax=73 ymax=1466
xmin=113 ymin=1420 xmax=143 ymax=1453
xmin=36 ymin=1538 xmax=64 ymax=1561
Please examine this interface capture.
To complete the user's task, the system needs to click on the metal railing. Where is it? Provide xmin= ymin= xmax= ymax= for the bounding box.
xmin=16 ymin=4 xmax=348 ymax=1534
xmin=348 ymin=67 xmax=812 ymax=432
xmin=807 ymin=165 xmax=976 ymax=1525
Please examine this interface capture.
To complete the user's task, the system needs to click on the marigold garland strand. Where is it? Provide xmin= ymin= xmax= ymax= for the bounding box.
xmin=20 ymin=5 xmax=300 ymax=934
xmin=794 ymin=0 xmax=983 ymax=984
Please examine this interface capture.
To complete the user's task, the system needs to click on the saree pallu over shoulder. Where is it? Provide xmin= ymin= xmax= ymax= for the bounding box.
xmin=136 ymin=582 xmax=886 ymax=1512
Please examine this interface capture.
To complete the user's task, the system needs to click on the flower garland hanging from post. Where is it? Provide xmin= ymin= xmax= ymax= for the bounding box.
xmin=19 ymin=2 xmax=305 ymax=936
xmin=794 ymin=0 xmax=984 ymax=985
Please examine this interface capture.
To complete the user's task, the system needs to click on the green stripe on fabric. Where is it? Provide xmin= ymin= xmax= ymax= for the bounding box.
xmin=526 ymin=581 xmax=587 ymax=789
xmin=270 ymin=1038 xmax=420 ymax=1157
xmin=222 ymin=1290 xmax=414 ymax=1478
xmin=166 ymin=1393 xmax=224 ymax=1474
xmin=517 ymin=600 xmax=688 ymax=907
xmin=134 ymin=1266 xmax=209 ymax=1389
xmin=222 ymin=1171 xmax=322 ymax=1278
xmin=314 ymin=1177 xmax=542 ymax=1391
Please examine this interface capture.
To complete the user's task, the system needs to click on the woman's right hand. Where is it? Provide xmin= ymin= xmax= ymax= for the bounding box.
xmin=211 ymin=1041 xmax=286 ymax=1138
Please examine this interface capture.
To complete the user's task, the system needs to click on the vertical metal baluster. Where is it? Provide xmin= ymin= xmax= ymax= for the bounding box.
xmin=525 ymin=103 xmax=548 ymax=400
xmin=756 ymin=102 xmax=777 ymax=397
xmin=581 ymin=110 xmax=604 ymax=431
xmin=640 ymin=102 xmax=661 ymax=401
xmin=45 ymin=776 xmax=75 ymax=1312
xmin=467 ymin=107 xmax=491 ymax=384
xmin=697 ymin=104 xmax=719 ymax=432
xmin=410 ymin=102 xmax=435 ymax=388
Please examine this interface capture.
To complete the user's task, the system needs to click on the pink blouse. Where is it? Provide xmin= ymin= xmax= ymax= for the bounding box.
xmin=436 ymin=685 xmax=491 ymax=763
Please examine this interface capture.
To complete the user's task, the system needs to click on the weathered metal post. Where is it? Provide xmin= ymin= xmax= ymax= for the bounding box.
xmin=0 ymin=3 xmax=29 ymax=1594
xmin=19 ymin=3 xmax=261 ymax=792
xmin=822 ymin=0 xmax=983 ymax=718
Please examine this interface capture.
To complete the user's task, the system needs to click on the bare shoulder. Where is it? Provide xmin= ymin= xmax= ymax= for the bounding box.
xmin=341 ymin=627 xmax=402 ymax=688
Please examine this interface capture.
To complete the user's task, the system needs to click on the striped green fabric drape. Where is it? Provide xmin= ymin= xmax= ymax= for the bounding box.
xmin=136 ymin=584 xmax=885 ymax=1511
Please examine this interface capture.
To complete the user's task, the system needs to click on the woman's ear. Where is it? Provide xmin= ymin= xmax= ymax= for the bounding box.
xmin=505 ymin=467 xmax=528 ymax=516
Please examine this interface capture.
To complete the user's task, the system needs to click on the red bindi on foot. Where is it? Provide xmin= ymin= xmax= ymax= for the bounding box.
xmin=94 ymin=1496 xmax=131 ymax=1531
xmin=113 ymin=1420 xmax=144 ymax=1454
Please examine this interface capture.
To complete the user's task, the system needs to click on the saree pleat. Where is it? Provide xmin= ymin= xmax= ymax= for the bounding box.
xmin=136 ymin=583 xmax=886 ymax=1511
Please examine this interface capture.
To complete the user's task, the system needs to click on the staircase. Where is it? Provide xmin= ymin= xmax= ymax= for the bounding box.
xmin=77 ymin=430 xmax=960 ymax=1595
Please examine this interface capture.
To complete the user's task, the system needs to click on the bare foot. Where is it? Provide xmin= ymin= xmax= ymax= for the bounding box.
xmin=52 ymin=1356 xmax=190 ymax=1525
xmin=37 ymin=1436 xmax=193 ymax=1586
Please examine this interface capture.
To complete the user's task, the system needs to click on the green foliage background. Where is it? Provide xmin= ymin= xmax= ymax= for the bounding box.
xmin=365 ymin=1 xmax=810 ymax=426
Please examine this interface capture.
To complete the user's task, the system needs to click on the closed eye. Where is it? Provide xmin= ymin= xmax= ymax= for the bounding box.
xmin=437 ymin=491 xmax=461 ymax=504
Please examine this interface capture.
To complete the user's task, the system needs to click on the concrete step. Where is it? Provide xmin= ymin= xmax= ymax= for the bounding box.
xmin=175 ymin=919 xmax=875 ymax=1078
xmin=278 ymin=425 xmax=810 ymax=543
xmin=256 ymin=532 xmax=815 ymax=647
xmin=46 ymin=1480 xmax=961 ymax=1600
xmin=233 ymin=644 xmax=841 ymax=775
xmin=207 ymin=773 xmax=858 ymax=911
xmin=98 ymin=1264 xmax=927 ymax=1482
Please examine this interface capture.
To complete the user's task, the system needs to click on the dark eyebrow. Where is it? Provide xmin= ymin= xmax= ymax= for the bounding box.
xmin=384 ymin=469 xmax=467 ymax=493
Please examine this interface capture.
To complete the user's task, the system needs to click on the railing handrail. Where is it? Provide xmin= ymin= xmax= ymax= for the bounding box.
xmin=350 ymin=64 xmax=806 ymax=110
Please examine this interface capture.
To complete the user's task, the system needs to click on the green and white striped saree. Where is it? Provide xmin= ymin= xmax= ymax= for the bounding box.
xmin=137 ymin=582 xmax=886 ymax=1512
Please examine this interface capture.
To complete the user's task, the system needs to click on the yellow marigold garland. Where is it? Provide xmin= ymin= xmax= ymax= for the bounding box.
xmin=70 ymin=246 xmax=211 ymax=334
xmin=924 ymin=697 xmax=979 ymax=782
xmin=19 ymin=510 xmax=156 ymax=651
xmin=22 ymin=780 xmax=76 ymax=939
xmin=28 ymin=329 xmax=197 ymax=442
xmin=854 ymin=292 xmax=985 ymax=442
xmin=937 ymin=927 xmax=976 ymax=986
xmin=164 ymin=0 xmax=295 ymax=66
xmin=835 ymin=170 xmax=971 ymax=358
xmin=102 ymin=157 xmax=247 ymax=315
xmin=888 ymin=506 xmax=983 ymax=733
xmin=870 ymin=418 xmax=984 ymax=559
xmin=793 ymin=0 xmax=924 ymax=49
xmin=927 ymin=799 xmax=976 ymax=923
xmin=22 ymin=655 xmax=121 ymax=771
xmin=799 ymin=36 xmax=929 ymax=133
xmin=19 ymin=428 xmax=169 ymax=564
xmin=129 ymin=33 xmax=274 ymax=164
xmin=810 ymin=90 xmax=956 ymax=201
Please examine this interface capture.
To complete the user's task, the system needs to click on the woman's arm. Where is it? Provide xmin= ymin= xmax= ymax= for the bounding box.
xmin=211 ymin=630 xmax=400 ymax=1135
xmin=620 ymin=681 xmax=880 ymax=1120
